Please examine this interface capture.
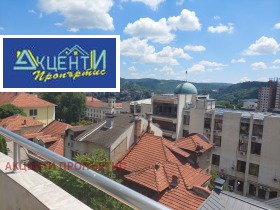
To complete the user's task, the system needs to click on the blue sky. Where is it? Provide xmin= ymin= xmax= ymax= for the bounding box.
xmin=0 ymin=0 xmax=280 ymax=83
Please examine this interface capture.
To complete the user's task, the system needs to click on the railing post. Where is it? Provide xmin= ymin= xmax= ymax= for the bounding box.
xmin=13 ymin=142 xmax=21 ymax=172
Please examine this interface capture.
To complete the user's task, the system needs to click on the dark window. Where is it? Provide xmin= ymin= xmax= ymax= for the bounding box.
xmin=269 ymin=191 xmax=278 ymax=199
xmin=251 ymin=142 xmax=261 ymax=155
xmin=212 ymin=154 xmax=220 ymax=166
xmin=228 ymin=179 xmax=235 ymax=191
xmin=237 ymin=160 xmax=246 ymax=173
xmin=214 ymin=119 xmax=223 ymax=131
xmin=204 ymin=118 xmax=211 ymax=129
xmin=240 ymin=122 xmax=249 ymax=135
xmin=183 ymin=115 xmax=190 ymax=125
xmin=213 ymin=135 xmax=221 ymax=146
xmin=258 ymin=188 xmax=266 ymax=199
xmin=249 ymin=184 xmax=257 ymax=196
xmin=249 ymin=163 xmax=259 ymax=177
xmin=29 ymin=109 xmax=37 ymax=116
xmin=237 ymin=180 xmax=244 ymax=192
xmin=252 ymin=124 xmax=263 ymax=137
xmin=183 ymin=130 xmax=189 ymax=137
xmin=70 ymin=134 xmax=74 ymax=141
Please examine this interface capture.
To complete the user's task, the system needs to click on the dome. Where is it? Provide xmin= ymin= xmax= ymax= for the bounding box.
xmin=174 ymin=82 xmax=198 ymax=95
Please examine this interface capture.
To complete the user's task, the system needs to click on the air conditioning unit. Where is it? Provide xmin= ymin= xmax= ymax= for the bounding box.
xmin=252 ymin=136 xmax=258 ymax=141
xmin=240 ymin=151 xmax=246 ymax=156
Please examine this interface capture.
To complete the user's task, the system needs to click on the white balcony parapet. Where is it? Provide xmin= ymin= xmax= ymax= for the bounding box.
xmin=0 ymin=127 xmax=170 ymax=210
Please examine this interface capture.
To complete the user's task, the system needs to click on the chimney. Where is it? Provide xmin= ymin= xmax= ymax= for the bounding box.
xmin=23 ymin=119 xmax=27 ymax=125
xmin=146 ymin=112 xmax=153 ymax=133
xmin=104 ymin=113 xmax=114 ymax=129
xmin=170 ymin=175 xmax=179 ymax=188
xmin=134 ymin=114 xmax=141 ymax=143
xmin=214 ymin=178 xmax=225 ymax=194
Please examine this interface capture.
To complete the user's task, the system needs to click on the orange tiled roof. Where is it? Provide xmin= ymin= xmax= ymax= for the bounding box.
xmin=24 ymin=120 xmax=72 ymax=156
xmin=0 ymin=93 xmax=56 ymax=108
xmin=120 ymin=133 xmax=190 ymax=172
xmin=175 ymin=134 xmax=213 ymax=153
xmin=0 ymin=115 xmax=44 ymax=131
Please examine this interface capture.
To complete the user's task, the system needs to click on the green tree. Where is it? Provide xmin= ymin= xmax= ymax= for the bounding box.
xmin=0 ymin=136 xmax=8 ymax=155
xmin=0 ymin=104 xmax=26 ymax=119
xmin=39 ymin=93 xmax=86 ymax=124
xmin=40 ymin=149 xmax=131 ymax=210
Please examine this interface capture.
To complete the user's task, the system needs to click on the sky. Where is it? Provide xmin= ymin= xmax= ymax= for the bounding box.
xmin=0 ymin=0 xmax=280 ymax=83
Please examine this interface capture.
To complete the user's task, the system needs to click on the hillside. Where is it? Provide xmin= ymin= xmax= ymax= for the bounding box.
xmin=120 ymin=78 xmax=231 ymax=94
xmin=120 ymin=78 xmax=267 ymax=103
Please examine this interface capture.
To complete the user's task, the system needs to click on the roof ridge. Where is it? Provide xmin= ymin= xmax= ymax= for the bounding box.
xmin=153 ymin=164 xmax=160 ymax=192
xmin=161 ymin=163 xmax=170 ymax=188
xmin=160 ymin=137 xmax=169 ymax=162
xmin=177 ymin=164 xmax=190 ymax=190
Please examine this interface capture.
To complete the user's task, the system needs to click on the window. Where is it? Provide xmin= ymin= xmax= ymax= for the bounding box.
xmin=29 ymin=109 xmax=37 ymax=116
xmin=249 ymin=163 xmax=259 ymax=177
xmin=249 ymin=184 xmax=257 ymax=196
xmin=204 ymin=118 xmax=211 ymax=129
xmin=214 ymin=119 xmax=223 ymax=131
xmin=183 ymin=130 xmax=189 ymax=137
xmin=269 ymin=191 xmax=278 ymax=199
xmin=213 ymin=135 xmax=221 ymax=146
xmin=237 ymin=160 xmax=246 ymax=173
xmin=212 ymin=154 xmax=220 ymax=166
xmin=251 ymin=142 xmax=261 ymax=155
xmin=183 ymin=115 xmax=190 ymax=125
xmin=70 ymin=134 xmax=74 ymax=141
xmin=258 ymin=188 xmax=266 ymax=200
xmin=237 ymin=180 xmax=244 ymax=192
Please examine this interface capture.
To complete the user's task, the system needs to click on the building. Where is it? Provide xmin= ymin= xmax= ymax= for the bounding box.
xmin=0 ymin=92 xmax=56 ymax=125
xmin=23 ymin=120 xmax=72 ymax=157
xmin=240 ymin=99 xmax=258 ymax=111
xmin=64 ymin=113 xmax=162 ymax=162
xmin=118 ymin=132 xmax=211 ymax=210
xmin=122 ymin=98 xmax=152 ymax=117
xmin=85 ymin=96 xmax=122 ymax=122
xmin=198 ymin=178 xmax=275 ymax=210
xmin=257 ymin=78 xmax=280 ymax=112
xmin=152 ymin=80 xmax=280 ymax=201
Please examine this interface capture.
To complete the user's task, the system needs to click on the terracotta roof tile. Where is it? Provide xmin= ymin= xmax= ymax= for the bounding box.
xmin=0 ymin=115 xmax=44 ymax=131
xmin=40 ymin=120 xmax=72 ymax=136
xmin=48 ymin=138 xmax=64 ymax=156
xmin=175 ymin=134 xmax=213 ymax=153
xmin=0 ymin=93 xmax=56 ymax=107
xmin=120 ymin=133 xmax=190 ymax=172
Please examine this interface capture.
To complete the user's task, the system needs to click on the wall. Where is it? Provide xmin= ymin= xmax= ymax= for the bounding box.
xmin=189 ymin=108 xmax=205 ymax=134
xmin=23 ymin=106 xmax=55 ymax=125
xmin=0 ymin=153 xmax=91 ymax=210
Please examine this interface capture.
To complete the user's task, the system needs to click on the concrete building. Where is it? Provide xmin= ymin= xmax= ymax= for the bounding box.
xmin=85 ymin=96 xmax=122 ymax=122
xmin=152 ymin=80 xmax=280 ymax=201
xmin=0 ymin=92 xmax=56 ymax=125
xmin=122 ymin=98 xmax=152 ymax=117
xmin=64 ymin=113 xmax=162 ymax=162
xmin=257 ymin=78 xmax=280 ymax=112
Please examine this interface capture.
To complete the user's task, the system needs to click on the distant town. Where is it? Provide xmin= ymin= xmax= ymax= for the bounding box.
xmin=0 ymin=78 xmax=279 ymax=210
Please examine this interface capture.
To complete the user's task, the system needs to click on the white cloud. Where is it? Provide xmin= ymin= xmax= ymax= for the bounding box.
xmin=270 ymin=65 xmax=280 ymax=70
xmin=187 ymin=64 xmax=205 ymax=73
xmin=187 ymin=60 xmax=227 ymax=73
xmin=122 ymin=0 xmax=165 ymax=10
xmin=274 ymin=23 xmax=280 ymax=29
xmin=28 ymin=9 xmax=37 ymax=14
xmin=251 ymin=62 xmax=267 ymax=70
xmin=272 ymin=59 xmax=280 ymax=65
xmin=176 ymin=0 xmax=184 ymax=6
xmin=157 ymin=66 xmax=178 ymax=76
xmin=128 ymin=66 xmax=136 ymax=72
xmin=168 ymin=9 xmax=201 ymax=31
xmin=243 ymin=36 xmax=280 ymax=55
xmin=208 ymin=23 xmax=234 ymax=34
xmin=121 ymin=38 xmax=191 ymax=65
xmin=124 ymin=18 xmax=174 ymax=44
xmin=231 ymin=58 xmax=246 ymax=63
xmin=213 ymin=16 xmax=221 ymax=20
xmin=257 ymin=77 xmax=268 ymax=82
xmin=38 ymin=0 xmax=114 ymax=31
xmin=240 ymin=77 xmax=250 ymax=82
xmin=184 ymin=45 xmax=206 ymax=52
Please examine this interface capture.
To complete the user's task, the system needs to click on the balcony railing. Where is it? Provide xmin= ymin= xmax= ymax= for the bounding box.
xmin=0 ymin=127 xmax=170 ymax=210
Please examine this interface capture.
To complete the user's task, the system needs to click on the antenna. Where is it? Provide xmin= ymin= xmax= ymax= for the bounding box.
xmin=185 ymin=68 xmax=188 ymax=82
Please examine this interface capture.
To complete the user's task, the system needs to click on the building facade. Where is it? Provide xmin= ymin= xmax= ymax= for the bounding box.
xmin=151 ymin=81 xmax=280 ymax=201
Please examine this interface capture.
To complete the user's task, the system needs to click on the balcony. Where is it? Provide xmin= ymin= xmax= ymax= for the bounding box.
xmin=153 ymin=95 xmax=178 ymax=104
xmin=0 ymin=127 xmax=170 ymax=210
xmin=239 ymin=134 xmax=249 ymax=143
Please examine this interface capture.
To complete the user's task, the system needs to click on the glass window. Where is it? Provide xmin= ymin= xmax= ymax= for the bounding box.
xmin=258 ymin=188 xmax=266 ymax=200
xmin=237 ymin=160 xmax=246 ymax=173
xmin=269 ymin=191 xmax=278 ymax=199
xmin=237 ymin=180 xmax=244 ymax=192
xmin=249 ymin=163 xmax=259 ymax=177
xmin=212 ymin=154 xmax=220 ymax=166
xmin=251 ymin=142 xmax=261 ymax=155
xmin=249 ymin=184 xmax=257 ymax=196
xmin=183 ymin=115 xmax=190 ymax=125
xmin=213 ymin=135 xmax=221 ymax=146
xmin=29 ymin=109 xmax=37 ymax=116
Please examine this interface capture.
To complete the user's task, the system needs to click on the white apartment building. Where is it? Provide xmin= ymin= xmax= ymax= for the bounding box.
xmin=86 ymin=97 xmax=122 ymax=122
xmin=152 ymin=81 xmax=280 ymax=201
xmin=122 ymin=98 xmax=152 ymax=117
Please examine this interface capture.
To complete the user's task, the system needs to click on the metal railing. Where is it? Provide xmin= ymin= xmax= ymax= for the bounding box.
xmin=0 ymin=127 xmax=170 ymax=210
